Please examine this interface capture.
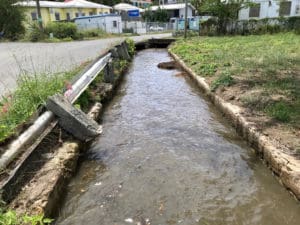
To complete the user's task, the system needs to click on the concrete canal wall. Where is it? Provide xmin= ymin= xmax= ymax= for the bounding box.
xmin=170 ymin=51 xmax=300 ymax=201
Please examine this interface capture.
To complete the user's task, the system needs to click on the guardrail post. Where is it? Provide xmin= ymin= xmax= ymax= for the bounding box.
xmin=104 ymin=59 xmax=114 ymax=84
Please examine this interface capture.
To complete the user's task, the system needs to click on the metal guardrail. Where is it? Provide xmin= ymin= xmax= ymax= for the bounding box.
xmin=0 ymin=50 xmax=113 ymax=190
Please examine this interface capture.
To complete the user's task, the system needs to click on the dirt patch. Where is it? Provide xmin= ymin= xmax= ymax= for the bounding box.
xmin=9 ymin=142 xmax=80 ymax=216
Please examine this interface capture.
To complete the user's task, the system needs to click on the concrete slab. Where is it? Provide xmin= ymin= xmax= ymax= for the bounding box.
xmin=46 ymin=94 xmax=102 ymax=141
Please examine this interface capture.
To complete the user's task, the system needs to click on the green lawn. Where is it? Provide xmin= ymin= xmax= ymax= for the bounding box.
xmin=170 ymin=33 xmax=300 ymax=125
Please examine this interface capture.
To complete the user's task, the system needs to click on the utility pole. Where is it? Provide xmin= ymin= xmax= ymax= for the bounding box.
xmin=184 ymin=0 xmax=188 ymax=39
xmin=35 ymin=0 xmax=43 ymax=30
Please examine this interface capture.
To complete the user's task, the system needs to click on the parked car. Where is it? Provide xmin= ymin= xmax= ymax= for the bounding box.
xmin=149 ymin=26 xmax=164 ymax=31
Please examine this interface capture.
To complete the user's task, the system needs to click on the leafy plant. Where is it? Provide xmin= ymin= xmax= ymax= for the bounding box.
xmin=211 ymin=71 xmax=234 ymax=91
xmin=125 ymin=38 xmax=135 ymax=57
xmin=200 ymin=63 xmax=217 ymax=76
xmin=22 ymin=214 xmax=53 ymax=225
xmin=0 ymin=209 xmax=53 ymax=225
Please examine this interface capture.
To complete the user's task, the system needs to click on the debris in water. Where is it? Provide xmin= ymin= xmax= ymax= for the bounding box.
xmin=159 ymin=203 xmax=164 ymax=215
xmin=125 ymin=218 xmax=134 ymax=223
xmin=95 ymin=182 xmax=102 ymax=186
xmin=174 ymin=72 xmax=186 ymax=77
xmin=157 ymin=61 xmax=178 ymax=70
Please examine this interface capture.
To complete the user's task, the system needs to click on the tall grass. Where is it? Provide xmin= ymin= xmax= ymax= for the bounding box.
xmin=0 ymin=68 xmax=82 ymax=143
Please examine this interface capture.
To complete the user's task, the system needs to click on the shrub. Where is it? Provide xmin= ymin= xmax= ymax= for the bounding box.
xmin=79 ymin=28 xmax=107 ymax=38
xmin=45 ymin=22 xmax=77 ymax=39
xmin=27 ymin=22 xmax=47 ymax=42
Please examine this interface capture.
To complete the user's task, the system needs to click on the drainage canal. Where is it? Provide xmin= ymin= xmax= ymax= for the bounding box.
xmin=56 ymin=49 xmax=300 ymax=225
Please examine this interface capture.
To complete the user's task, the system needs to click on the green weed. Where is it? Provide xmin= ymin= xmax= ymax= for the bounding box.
xmin=265 ymin=101 xmax=293 ymax=122
xmin=0 ymin=67 xmax=83 ymax=143
xmin=125 ymin=38 xmax=135 ymax=57
xmin=0 ymin=209 xmax=52 ymax=225
xmin=211 ymin=71 xmax=234 ymax=91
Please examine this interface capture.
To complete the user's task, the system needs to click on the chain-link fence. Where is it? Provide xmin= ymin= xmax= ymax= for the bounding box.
xmin=122 ymin=21 xmax=174 ymax=34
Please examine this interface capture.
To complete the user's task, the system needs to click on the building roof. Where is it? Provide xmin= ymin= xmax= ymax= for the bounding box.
xmin=113 ymin=3 xmax=145 ymax=12
xmin=15 ymin=0 xmax=112 ymax=9
xmin=64 ymin=0 xmax=112 ymax=9
xmin=150 ymin=3 xmax=195 ymax=11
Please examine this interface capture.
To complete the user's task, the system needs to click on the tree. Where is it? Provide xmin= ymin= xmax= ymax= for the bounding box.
xmin=0 ymin=0 xmax=25 ymax=40
xmin=143 ymin=7 xmax=168 ymax=22
xmin=191 ymin=0 xmax=245 ymax=34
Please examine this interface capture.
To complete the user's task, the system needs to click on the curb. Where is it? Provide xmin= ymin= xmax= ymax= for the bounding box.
xmin=169 ymin=51 xmax=300 ymax=200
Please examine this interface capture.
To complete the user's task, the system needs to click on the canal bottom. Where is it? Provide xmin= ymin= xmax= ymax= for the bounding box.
xmin=56 ymin=49 xmax=300 ymax=225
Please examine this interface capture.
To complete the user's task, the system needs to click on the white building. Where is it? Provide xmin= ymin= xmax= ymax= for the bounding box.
xmin=150 ymin=3 xmax=195 ymax=19
xmin=239 ymin=0 xmax=300 ymax=20
xmin=74 ymin=14 xmax=122 ymax=33
xmin=130 ymin=0 xmax=152 ymax=8
xmin=113 ymin=3 xmax=144 ymax=21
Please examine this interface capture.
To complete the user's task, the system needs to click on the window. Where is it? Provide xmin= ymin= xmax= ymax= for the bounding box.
xmin=279 ymin=1 xmax=292 ymax=16
xmin=66 ymin=12 xmax=71 ymax=21
xmin=55 ymin=12 xmax=60 ymax=21
xmin=249 ymin=4 xmax=260 ymax=17
xmin=75 ymin=12 xmax=79 ymax=17
xmin=82 ymin=13 xmax=85 ymax=16
xmin=113 ymin=20 xmax=117 ymax=27
xmin=89 ymin=12 xmax=93 ymax=16
xmin=31 ymin=12 xmax=37 ymax=20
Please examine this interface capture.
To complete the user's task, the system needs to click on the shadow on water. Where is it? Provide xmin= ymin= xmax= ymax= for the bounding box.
xmin=56 ymin=49 xmax=300 ymax=225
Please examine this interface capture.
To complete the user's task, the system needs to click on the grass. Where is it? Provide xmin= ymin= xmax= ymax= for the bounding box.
xmin=170 ymin=33 xmax=300 ymax=125
xmin=0 ymin=208 xmax=52 ymax=225
xmin=0 ymin=66 xmax=84 ymax=143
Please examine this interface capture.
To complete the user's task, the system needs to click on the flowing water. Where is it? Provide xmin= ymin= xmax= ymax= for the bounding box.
xmin=57 ymin=49 xmax=300 ymax=225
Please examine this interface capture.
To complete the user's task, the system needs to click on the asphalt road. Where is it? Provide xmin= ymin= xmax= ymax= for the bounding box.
xmin=0 ymin=33 xmax=171 ymax=97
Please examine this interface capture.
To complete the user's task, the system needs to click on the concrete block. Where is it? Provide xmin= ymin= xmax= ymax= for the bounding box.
xmin=122 ymin=42 xmax=131 ymax=60
xmin=116 ymin=43 xmax=130 ymax=60
xmin=46 ymin=94 xmax=102 ymax=141
xmin=110 ymin=47 xmax=119 ymax=58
